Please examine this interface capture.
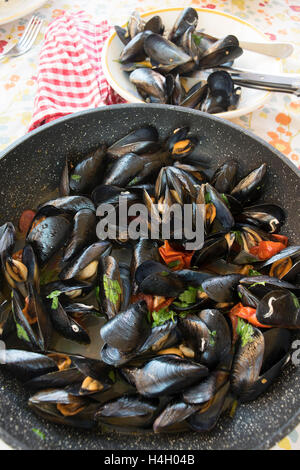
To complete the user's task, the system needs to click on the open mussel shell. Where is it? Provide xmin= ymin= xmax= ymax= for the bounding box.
xmin=120 ymin=31 xmax=151 ymax=63
xmin=28 ymin=389 xmax=99 ymax=429
xmin=97 ymin=255 xmax=123 ymax=319
xmin=115 ymin=25 xmax=131 ymax=46
xmin=131 ymin=239 xmax=160 ymax=277
xmin=153 ymin=399 xmax=199 ymax=433
xmin=240 ymin=275 xmax=298 ymax=296
xmin=123 ymin=354 xmax=208 ymax=397
xmin=258 ymin=246 xmax=300 ymax=282
xmin=0 ymin=349 xmax=58 ymax=382
xmin=178 ymin=314 xmax=210 ymax=358
xmin=202 ymin=274 xmax=241 ymax=303
xmin=91 ymin=184 xmax=137 ymax=207
xmin=237 ymin=203 xmax=285 ymax=234
xmin=102 ymin=152 xmax=147 ymax=187
xmin=180 ymin=82 xmax=208 ymax=109
xmin=201 ymin=71 xmax=241 ymax=114
xmin=27 ymin=213 xmax=72 ymax=266
xmin=240 ymin=328 xmax=292 ymax=402
xmin=187 ymin=381 xmax=230 ymax=432
xmin=12 ymin=289 xmax=42 ymax=351
xmin=138 ymin=319 xmax=180 ymax=355
xmin=198 ymin=35 xmax=243 ymax=68
xmin=42 ymin=279 xmax=93 ymax=298
xmin=230 ymin=328 xmax=265 ymax=399
xmin=127 ymin=10 xmax=145 ymax=39
xmin=26 ymin=367 xmax=84 ymax=391
xmin=69 ymin=146 xmax=106 ymax=195
xmin=237 ymin=285 xmax=259 ymax=309
xmin=168 ymin=7 xmax=198 ymax=43
xmin=211 ymin=160 xmax=238 ymax=194
xmin=0 ymin=222 xmax=15 ymax=261
xmin=130 ymin=68 xmax=167 ymax=103
xmin=46 ymin=299 xmax=91 ymax=344
xmin=256 ymin=289 xmax=300 ymax=328
xmin=144 ymin=33 xmax=191 ymax=71
xmin=107 ymin=126 xmax=159 ymax=159
xmin=96 ymin=395 xmax=159 ymax=429
xmin=230 ymin=163 xmax=267 ymax=203
xmin=205 ymin=183 xmax=235 ymax=230
xmin=100 ymin=343 xmax=137 ymax=367
xmin=183 ymin=372 xmax=217 ymax=405
xmin=100 ymin=300 xmax=150 ymax=354
xmin=144 ymin=15 xmax=164 ymax=35
xmin=63 ymin=209 xmax=97 ymax=262
xmin=60 ymin=241 xmax=111 ymax=281
xmin=38 ymin=196 xmax=95 ymax=214
xmin=135 ymin=260 xmax=185 ymax=297
xmin=198 ymin=309 xmax=232 ymax=369
xmin=192 ymin=234 xmax=227 ymax=267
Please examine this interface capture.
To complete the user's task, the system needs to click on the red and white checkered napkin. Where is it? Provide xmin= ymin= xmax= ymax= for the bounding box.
xmin=28 ymin=10 xmax=125 ymax=132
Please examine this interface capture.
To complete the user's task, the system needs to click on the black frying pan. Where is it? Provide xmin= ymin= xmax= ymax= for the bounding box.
xmin=0 ymin=104 xmax=299 ymax=450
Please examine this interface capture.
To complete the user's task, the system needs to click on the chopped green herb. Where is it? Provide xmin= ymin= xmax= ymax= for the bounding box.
xmin=209 ymin=330 xmax=217 ymax=346
xmin=291 ymin=292 xmax=300 ymax=309
xmin=94 ymin=286 xmax=101 ymax=304
xmin=161 ymin=271 xmax=169 ymax=277
xmin=32 ymin=428 xmax=45 ymax=440
xmin=177 ymin=286 xmax=199 ymax=308
xmin=128 ymin=176 xmax=138 ymax=186
xmin=248 ymin=269 xmax=262 ymax=276
xmin=192 ymin=33 xmax=202 ymax=47
xmin=16 ymin=323 xmax=30 ymax=343
xmin=71 ymin=174 xmax=81 ymax=181
xmin=232 ymin=230 xmax=243 ymax=246
xmin=236 ymin=317 xmax=254 ymax=347
xmin=238 ymin=291 xmax=242 ymax=299
xmin=229 ymin=399 xmax=239 ymax=418
xmin=168 ymin=259 xmax=181 ymax=269
xmin=46 ymin=290 xmax=62 ymax=310
xmin=221 ymin=193 xmax=230 ymax=208
xmin=250 ymin=281 xmax=266 ymax=288
xmin=152 ymin=307 xmax=176 ymax=327
xmin=204 ymin=192 xmax=212 ymax=204
xmin=103 ymin=275 xmax=122 ymax=307
xmin=108 ymin=370 xmax=116 ymax=383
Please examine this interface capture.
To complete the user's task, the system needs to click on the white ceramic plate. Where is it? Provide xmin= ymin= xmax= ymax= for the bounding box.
xmin=102 ymin=7 xmax=283 ymax=120
xmin=0 ymin=0 xmax=47 ymax=25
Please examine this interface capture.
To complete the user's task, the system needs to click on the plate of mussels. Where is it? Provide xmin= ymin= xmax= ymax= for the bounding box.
xmin=0 ymin=104 xmax=299 ymax=450
xmin=102 ymin=7 xmax=283 ymax=119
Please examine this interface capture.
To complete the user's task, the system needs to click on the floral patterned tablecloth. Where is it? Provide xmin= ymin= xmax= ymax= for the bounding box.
xmin=0 ymin=0 xmax=299 ymax=450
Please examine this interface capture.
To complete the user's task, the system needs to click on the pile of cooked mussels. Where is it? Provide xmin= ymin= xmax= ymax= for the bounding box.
xmin=115 ymin=8 xmax=243 ymax=113
xmin=0 ymin=125 xmax=299 ymax=434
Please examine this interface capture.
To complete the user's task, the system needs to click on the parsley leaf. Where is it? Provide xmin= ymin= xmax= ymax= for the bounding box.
xmin=248 ymin=269 xmax=262 ymax=276
xmin=291 ymin=292 xmax=300 ymax=309
xmin=46 ymin=290 xmax=62 ymax=310
xmin=103 ymin=275 xmax=122 ymax=307
xmin=168 ymin=259 xmax=181 ymax=269
xmin=16 ymin=323 xmax=30 ymax=343
xmin=32 ymin=428 xmax=45 ymax=440
xmin=236 ymin=317 xmax=254 ymax=347
xmin=192 ymin=33 xmax=202 ymax=46
xmin=152 ymin=308 xmax=176 ymax=327
xmin=221 ymin=193 xmax=230 ymax=208
xmin=177 ymin=286 xmax=199 ymax=308
xmin=209 ymin=330 xmax=217 ymax=346
xmin=71 ymin=174 xmax=81 ymax=181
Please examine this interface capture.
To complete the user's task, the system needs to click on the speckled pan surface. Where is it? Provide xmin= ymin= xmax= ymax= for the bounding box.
xmin=0 ymin=104 xmax=299 ymax=450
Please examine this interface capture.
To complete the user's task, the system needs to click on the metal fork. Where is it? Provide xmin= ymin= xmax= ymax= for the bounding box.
xmin=0 ymin=16 xmax=43 ymax=59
